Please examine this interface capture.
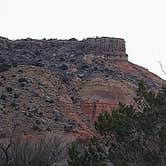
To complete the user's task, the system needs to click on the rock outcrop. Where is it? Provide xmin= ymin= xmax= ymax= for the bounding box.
xmin=0 ymin=36 xmax=164 ymax=139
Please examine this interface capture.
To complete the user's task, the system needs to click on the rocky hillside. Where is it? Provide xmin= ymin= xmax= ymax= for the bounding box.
xmin=0 ymin=36 xmax=164 ymax=139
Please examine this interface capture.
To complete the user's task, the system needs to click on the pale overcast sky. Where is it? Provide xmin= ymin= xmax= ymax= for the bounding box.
xmin=0 ymin=0 xmax=166 ymax=79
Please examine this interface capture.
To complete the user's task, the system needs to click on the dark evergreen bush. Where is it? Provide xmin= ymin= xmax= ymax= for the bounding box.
xmin=68 ymin=82 xmax=166 ymax=166
xmin=0 ymin=64 xmax=11 ymax=72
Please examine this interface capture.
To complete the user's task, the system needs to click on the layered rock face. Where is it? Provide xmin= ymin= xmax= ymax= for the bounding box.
xmin=0 ymin=37 xmax=127 ymax=67
xmin=0 ymin=36 xmax=164 ymax=139
xmin=81 ymin=37 xmax=127 ymax=59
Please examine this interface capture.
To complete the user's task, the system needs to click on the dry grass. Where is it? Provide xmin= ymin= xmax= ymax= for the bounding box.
xmin=0 ymin=132 xmax=67 ymax=166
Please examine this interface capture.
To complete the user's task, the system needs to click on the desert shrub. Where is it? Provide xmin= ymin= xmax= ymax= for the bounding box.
xmin=6 ymin=87 xmax=12 ymax=93
xmin=13 ymin=93 xmax=19 ymax=99
xmin=18 ymin=78 xmax=28 ymax=83
xmin=17 ymin=69 xmax=23 ymax=73
xmin=0 ymin=94 xmax=6 ymax=100
xmin=0 ymin=64 xmax=11 ymax=72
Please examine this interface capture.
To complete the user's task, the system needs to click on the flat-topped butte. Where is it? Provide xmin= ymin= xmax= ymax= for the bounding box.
xmin=0 ymin=37 xmax=128 ymax=67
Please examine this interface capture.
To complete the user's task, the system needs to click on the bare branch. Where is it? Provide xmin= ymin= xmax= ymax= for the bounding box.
xmin=158 ymin=61 xmax=166 ymax=76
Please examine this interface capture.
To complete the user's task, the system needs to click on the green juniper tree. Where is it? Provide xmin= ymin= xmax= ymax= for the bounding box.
xmin=68 ymin=81 xmax=166 ymax=166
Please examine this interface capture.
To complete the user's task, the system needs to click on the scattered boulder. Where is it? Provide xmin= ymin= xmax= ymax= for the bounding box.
xmin=45 ymin=95 xmax=54 ymax=103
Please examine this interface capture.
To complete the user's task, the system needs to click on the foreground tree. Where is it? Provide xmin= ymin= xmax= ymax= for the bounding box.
xmin=68 ymin=139 xmax=108 ymax=166
xmin=68 ymin=82 xmax=166 ymax=166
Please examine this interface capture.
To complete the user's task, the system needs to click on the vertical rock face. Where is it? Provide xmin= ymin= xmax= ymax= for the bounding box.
xmin=78 ymin=78 xmax=137 ymax=123
xmin=85 ymin=37 xmax=127 ymax=57
xmin=80 ymin=101 xmax=119 ymax=123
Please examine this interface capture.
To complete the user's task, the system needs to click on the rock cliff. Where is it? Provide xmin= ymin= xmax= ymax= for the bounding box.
xmin=0 ymin=36 xmax=164 ymax=139
xmin=0 ymin=37 xmax=127 ymax=67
